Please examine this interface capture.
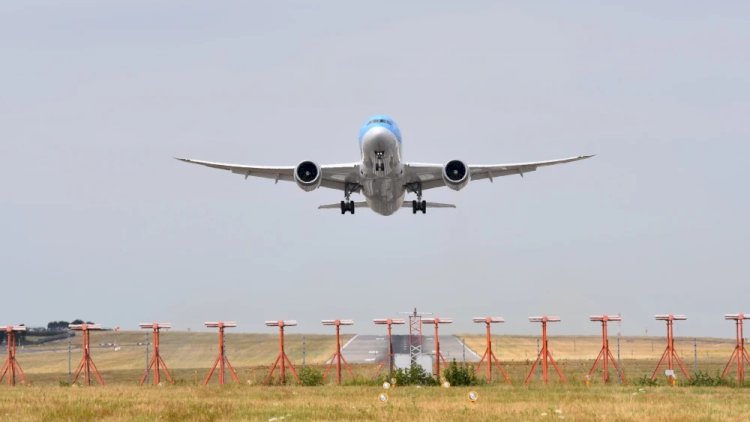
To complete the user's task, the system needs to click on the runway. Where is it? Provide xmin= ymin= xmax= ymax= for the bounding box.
xmin=340 ymin=334 xmax=481 ymax=364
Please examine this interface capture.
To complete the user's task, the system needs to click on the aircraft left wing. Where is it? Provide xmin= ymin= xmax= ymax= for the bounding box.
xmin=403 ymin=155 xmax=593 ymax=191
xmin=175 ymin=158 xmax=361 ymax=191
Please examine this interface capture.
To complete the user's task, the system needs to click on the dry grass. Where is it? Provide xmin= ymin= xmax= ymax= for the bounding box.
xmin=460 ymin=334 xmax=736 ymax=361
xmin=18 ymin=332 xmax=349 ymax=375
xmin=14 ymin=332 xmax=740 ymax=386
xmin=6 ymin=332 xmax=749 ymax=420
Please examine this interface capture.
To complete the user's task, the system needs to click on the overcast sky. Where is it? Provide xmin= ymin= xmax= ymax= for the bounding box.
xmin=2 ymin=1 xmax=748 ymax=338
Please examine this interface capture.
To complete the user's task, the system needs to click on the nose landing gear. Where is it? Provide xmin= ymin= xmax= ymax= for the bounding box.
xmin=374 ymin=151 xmax=385 ymax=172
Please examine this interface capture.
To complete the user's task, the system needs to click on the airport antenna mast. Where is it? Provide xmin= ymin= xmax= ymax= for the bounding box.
xmin=472 ymin=316 xmax=511 ymax=384
xmin=203 ymin=321 xmax=240 ymax=385
xmin=264 ymin=320 xmax=300 ymax=385
xmin=587 ymin=315 xmax=625 ymax=384
xmin=400 ymin=308 xmax=431 ymax=365
xmin=69 ymin=323 xmax=105 ymax=386
xmin=524 ymin=316 xmax=566 ymax=384
xmin=650 ymin=314 xmax=689 ymax=382
xmin=322 ymin=319 xmax=354 ymax=385
xmin=421 ymin=317 xmax=453 ymax=379
xmin=0 ymin=325 xmax=27 ymax=386
xmin=373 ymin=318 xmax=405 ymax=376
xmin=138 ymin=322 xmax=174 ymax=385
xmin=721 ymin=313 xmax=750 ymax=384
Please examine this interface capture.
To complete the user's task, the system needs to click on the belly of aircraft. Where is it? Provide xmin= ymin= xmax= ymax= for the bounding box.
xmin=362 ymin=177 xmax=406 ymax=216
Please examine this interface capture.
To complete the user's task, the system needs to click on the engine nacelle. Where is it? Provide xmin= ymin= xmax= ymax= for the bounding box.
xmin=442 ymin=160 xmax=470 ymax=191
xmin=294 ymin=161 xmax=322 ymax=192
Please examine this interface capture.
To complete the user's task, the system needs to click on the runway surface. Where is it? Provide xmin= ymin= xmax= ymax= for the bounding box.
xmin=339 ymin=334 xmax=481 ymax=364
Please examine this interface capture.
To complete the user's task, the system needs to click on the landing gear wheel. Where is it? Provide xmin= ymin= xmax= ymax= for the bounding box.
xmin=341 ymin=200 xmax=355 ymax=214
xmin=412 ymin=200 xmax=426 ymax=214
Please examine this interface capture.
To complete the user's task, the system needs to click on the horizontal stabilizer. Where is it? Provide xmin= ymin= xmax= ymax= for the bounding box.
xmin=318 ymin=201 xmax=456 ymax=211
xmin=318 ymin=202 xmax=369 ymax=210
xmin=401 ymin=201 xmax=456 ymax=209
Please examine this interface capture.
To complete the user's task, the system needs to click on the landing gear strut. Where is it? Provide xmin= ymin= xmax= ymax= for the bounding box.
xmin=341 ymin=183 xmax=357 ymax=215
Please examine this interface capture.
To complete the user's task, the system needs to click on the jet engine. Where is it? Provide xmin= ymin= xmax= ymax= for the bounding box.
xmin=442 ymin=160 xmax=470 ymax=191
xmin=294 ymin=161 xmax=322 ymax=191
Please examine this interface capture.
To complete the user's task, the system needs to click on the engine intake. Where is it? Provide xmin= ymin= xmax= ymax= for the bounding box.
xmin=294 ymin=161 xmax=322 ymax=191
xmin=442 ymin=160 xmax=470 ymax=191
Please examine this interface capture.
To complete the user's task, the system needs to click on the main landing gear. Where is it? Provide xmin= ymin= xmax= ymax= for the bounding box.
xmin=340 ymin=200 xmax=355 ymax=214
xmin=409 ymin=182 xmax=426 ymax=214
xmin=412 ymin=199 xmax=427 ymax=214
xmin=341 ymin=183 xmax=357 ymax=215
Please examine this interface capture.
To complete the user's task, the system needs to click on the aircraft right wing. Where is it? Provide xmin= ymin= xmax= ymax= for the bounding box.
xmin=175 ymin=158 xmax=361 ymax=191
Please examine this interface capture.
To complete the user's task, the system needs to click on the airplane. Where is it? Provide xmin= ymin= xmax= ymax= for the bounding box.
xmin=176 ymin=115 xmax=592 ymax=216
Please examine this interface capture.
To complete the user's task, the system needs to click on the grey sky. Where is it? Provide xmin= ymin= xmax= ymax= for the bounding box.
xmin=2 ymin=1 xmax=748 ymax=339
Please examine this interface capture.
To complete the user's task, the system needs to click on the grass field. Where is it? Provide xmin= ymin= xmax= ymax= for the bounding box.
xmin=1 ymin=384 xmax=748 ymax=421
xmin=18 ymin=331 xmax=350 ymax=375
xmin=14 ymin=331 xmax=738 ymax=385
xmin=5 ymin=331 xmax=747 ymax=420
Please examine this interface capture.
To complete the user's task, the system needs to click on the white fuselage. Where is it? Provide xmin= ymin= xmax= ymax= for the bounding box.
xmin=359 ymin=126 xmax=406 ymax=216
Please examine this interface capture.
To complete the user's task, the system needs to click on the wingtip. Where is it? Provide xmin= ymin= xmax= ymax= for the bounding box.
xmin=174 ymin=157 xmax=190 ymax=163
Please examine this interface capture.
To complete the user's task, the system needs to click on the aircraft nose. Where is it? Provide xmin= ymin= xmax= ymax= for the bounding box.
xmin=363 ymin=126 xmax=396 ymax=145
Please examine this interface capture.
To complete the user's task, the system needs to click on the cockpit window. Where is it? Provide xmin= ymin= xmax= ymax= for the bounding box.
xmin=369 ymin=119 xmax=390 ymax=125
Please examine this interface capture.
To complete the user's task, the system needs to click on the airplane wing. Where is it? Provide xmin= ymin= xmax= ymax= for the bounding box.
xmin=403 ymin=155 xmax=593 ymax=191
xmin=175 ymin=158 xmax=361 ymax=191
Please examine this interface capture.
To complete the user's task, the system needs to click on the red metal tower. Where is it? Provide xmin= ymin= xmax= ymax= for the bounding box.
xmin=472 ymin=317 xmax=511 ymax=384
xmin=138 ymin=322 xmax=174 ymax=386
xmin=587 ymin=315 xmax=625 ymax=384
xmin=421 ymin=317 xmax=453 ymax=379
xmin=525 ymin=316 xmax=566 ymax=384
xmin=203 ymin=321 xmax=239 ymax=385
xmin=721 ymin=313 xmax=750 ymax=384
xmin=401 ymin=308 xmax=431 ymax=365
xmin=264 ymin=320 xmax=300 ymax=385
xmin=373 ymin=318 xmax=405 ymax=376
xmin=0 ymin=325 xmax=27 ymax=386
xmin=651 ymin=314 xmax=689 ymax=382
xmin=322 ymin=319 xmax=354 ymax=384
xmin=69 ymin=323 xmax=105 ymax=386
